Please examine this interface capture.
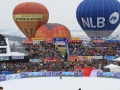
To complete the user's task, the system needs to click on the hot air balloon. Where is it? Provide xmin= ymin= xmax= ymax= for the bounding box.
xmin=76 ymin=0 xmax=120 ymax=37
xmin=35 ymin=23 xmax=71 ymax=39
xmin=13 ymin=2 xmax=49 ymax=39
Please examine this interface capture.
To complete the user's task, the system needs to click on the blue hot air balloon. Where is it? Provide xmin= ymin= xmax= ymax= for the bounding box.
xmin=76 ymin=0 xmax=120 ymax=37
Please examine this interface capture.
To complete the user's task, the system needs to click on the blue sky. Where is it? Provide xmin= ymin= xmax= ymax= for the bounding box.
xmin=0 ymin=0 xmax=120 ymax=37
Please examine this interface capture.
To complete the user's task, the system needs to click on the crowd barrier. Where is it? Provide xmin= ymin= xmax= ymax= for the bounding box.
xmin=0 ymin=71 xmax=83 ymax=81
xmin=97 ymin=72 xmax=120 ymax=79
xmin=0 ymin=71 xmax=120 ymax=82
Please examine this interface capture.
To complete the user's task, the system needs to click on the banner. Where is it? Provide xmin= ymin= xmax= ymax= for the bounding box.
xmin=29 ymin=59 xmax=42 ymax=62
xmin=12 ymin=56 xmax=24 ymax=60
xmin=69 ymin=56 xmax=92 ymax=61
xmin=20 ymin=72 xmax=29 ymax=78
xmin=53 ymin=38 xmax=67 ymax=45
xmin=0 ymin=71 xmax=83 ymax=81
xmin=92 ymin=56 xmax=103 ymax=59
xmin=83 ymin=67 xmax=94 ymax=76
xmin=58 ymin=47 xmax=67 ymax=55
xmin=97 ymin=72 xmax=120 ymax=79
xmin=46 ymin=38 xmax=53 ymax=43
xmin=14 ymin=14 xmax=42 ymax=21
xmin=42 ymin=58 xmax=59 ymax=62
xmin=32 ymin=38 xmax=45 ymax=41
xmin=71 ymin=37 xmax=81 ymax=40
xmin=23 ymin=40 xmax=33 ymax=44
xmin=0 ymin=56 xmax=9 ymax=61
xmin=6 ymin=74 xmax=21 ymax=80
xmin=0 ymin=74 xmax=6 ymax=81
xmin=77 ymin=56 xmax=92 ymax=61
xmin=93 ymin=40 xmax=104 ymax=43
xmin=104 ymin=56 xmax=116 ymax=60
xmin=6 ymin=74 xmax=15 ymax=80
xmin=69 ymin=56 xmax=78 ymax=61
xmin=91 ymin=37 xmax=103 ymax=40
xmin=52 ymin=72 xmax=60 ymax=77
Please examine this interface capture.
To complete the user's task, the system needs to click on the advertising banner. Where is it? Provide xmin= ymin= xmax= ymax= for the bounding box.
xmin=53 ymin=38 xmax=66 ymax=45
xmin=69 ymin=56 xmax=78 ymax=61
xmin=61 ymin=72 xmax=83 ymax=77
xmin=58 ymin=47 xmax=67 ymax=55
xmin=14 ymin=74 xmax=21 ymax=79
xmin=97 ymin=72 xmax=120 ymax=79
xmin=42 ymin=58 xmax=59 ymax=62
xmin=20 ymin=72 xmax=29 ymax=78
xmin=93 ymin=40 xmax=104 ymax=43
xmin=12 ymin=56 xmax=24 ymax=60
xmin=32 ymin=38 xmax=45 ymax=41
xmin=0 ymin=71 xmax=83 ymax=82
xmin=6 ymin=74 xmax=15 ymax=80
xmin=27 ymin=72 xmax=42 ymax=77
xmin=23 ymin=40 xmax=33 ymax=44
xmin=104 ymin=56 xmax=116 ymax=60
xmin=46 ymin=38 xmax=53 ymax=43
xmin=29 ymin=58 xmax=42 ymax=62
xmin=0 ymin=74 xmax=6 ymax=81
xmin=0 ymin=56 xmax=9 ymax=61
xmin=83 ymin=67 xmax=94 ymax=76
xmin=77 ymin=56 xmax=92 ymax=61
xmin=92 ymin=56 xmax=103 ymax=59
xmin=52 ymin=72 xmax=60 ymax=77
xmin=69 ymin=56 xmax=92 ymax=61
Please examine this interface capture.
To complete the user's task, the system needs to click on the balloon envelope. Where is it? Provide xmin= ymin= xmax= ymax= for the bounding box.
xmin=76 ymin=0 xmax=120 ymax=37
xmin=35 ymin=23 xmax=71 ymax=39
xmin=13 ymin=2 xmax=49 ymax=39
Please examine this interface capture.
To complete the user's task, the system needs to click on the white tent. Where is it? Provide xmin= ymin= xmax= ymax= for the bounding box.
xmin=113 ymin=57 xmax=120 ymax=61
xmin=104 ymin=64 xmax=120 ymax=72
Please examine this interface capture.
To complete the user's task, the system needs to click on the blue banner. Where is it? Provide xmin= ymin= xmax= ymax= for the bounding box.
xmin=0 ymin=74 xmax=6 ymax=81
xmin=104 ymin=56 xmax=116 ymax=60
xmin=97 ymin=72 xmax=120 ymax=79
xmin=0 ymin=71 xmax=83 ymax=81
xmin=106 ymin=40 xmax=120 ymax=42
xmin=0 ymin=56 xmax=9 ymax=61
xmin=53 ymin=38 xmax=67 ymax=46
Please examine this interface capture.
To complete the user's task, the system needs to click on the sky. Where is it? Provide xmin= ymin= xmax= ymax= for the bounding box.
xmin=0 ymin=0 xmax=120 ymax=37
xmin=0 ymin=77 xmax=120 ymax=90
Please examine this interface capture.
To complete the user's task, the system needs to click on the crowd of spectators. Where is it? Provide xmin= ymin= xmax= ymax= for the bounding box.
xmin=1 ymin=39 xmax=120 ymax=75
xmin=69 ymin=41 xmax=120 ymax=56
xmin=24 ymin=42 xmax=63 ymax=59
xmin=0 ymin=60 xmax=120 ymax=74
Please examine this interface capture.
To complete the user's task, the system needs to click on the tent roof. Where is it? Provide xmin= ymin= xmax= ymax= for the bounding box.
xmin=104 ymin=64 xmax=120 ymax=68
xmin=113 ymin=57 xmax=120 ymax=61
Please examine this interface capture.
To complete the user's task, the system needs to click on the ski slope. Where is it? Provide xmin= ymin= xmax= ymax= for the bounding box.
xmin=0 ymin=77 xmax=120 ymax=90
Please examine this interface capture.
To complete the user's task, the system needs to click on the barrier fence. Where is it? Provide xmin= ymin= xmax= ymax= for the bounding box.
xmin=0 ymin=71 xmax=120 ymax=82
xmin=0 ymin=72 xmax=83 ymax=81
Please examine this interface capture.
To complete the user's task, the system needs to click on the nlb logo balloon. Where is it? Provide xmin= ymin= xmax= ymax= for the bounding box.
xmin=76 ymin=0 xmax=120 ymax=37
xmin=82 ymin=12 xmax=119 ymax=28
xmin=109 ymin=12 xmax=119 ymax=24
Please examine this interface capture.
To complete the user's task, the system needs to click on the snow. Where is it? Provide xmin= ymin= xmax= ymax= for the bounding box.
xmin=0 ymin=77 xmax=120 ymax=90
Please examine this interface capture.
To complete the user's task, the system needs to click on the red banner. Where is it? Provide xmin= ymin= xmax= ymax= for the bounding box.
xmin=93 ymin=40 xmax=104 ymax=43
xmin=46 ymin=38 xmax=53 ymax=43
xmin=42 ymin=58 xmax=59 ymax=62
xmin=69 ymin=56 xmax=78 ymax=61
xmin=23 ymin=40 xmax=33 ymax=44
xmin=83 ymin=67 xmax=94 ymax=76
